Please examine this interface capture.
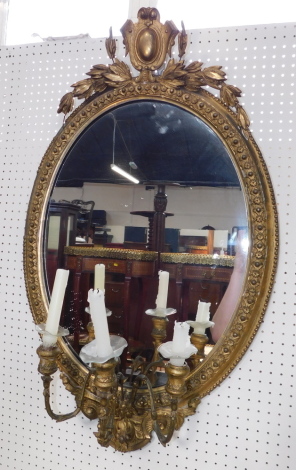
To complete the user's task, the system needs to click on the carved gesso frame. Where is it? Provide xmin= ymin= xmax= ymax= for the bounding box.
xmin=23 ymin=7 xmax=278 ymax=450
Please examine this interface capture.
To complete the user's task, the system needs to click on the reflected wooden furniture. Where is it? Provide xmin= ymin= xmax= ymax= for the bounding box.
xmin=130 ymin=210 xmax=174 ymax=251
xmin=186 ymin=245 xmax=209 ymax=254
xmin=93 ymin=227 xmax=112 ymax=245
xmin=130 ymin=184 xmax=174 ymax=253
xmin=63 ymin=245 xmax=234 ymax=350
xmin=160 ymin=253 xmax=234 ymax=328
xmin=63 ymin=246 xmax=158 ymax=350
xmin=45 ymin=202 xmax=80 ymax=292
xmin=71 ymin=199 xmax=95 ymax=241
xmin=179 ymin=229 xmax=214 ymax=254
xmin=135 ymin=253 xmax=234 ymax=346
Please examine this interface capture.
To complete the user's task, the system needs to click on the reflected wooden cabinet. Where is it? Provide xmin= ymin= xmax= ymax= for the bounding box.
xmin=187 ymin=279 xmax=228 ymax=316
xmin=45 ymin=202 xmax=80 ymax=292
xmin=63 ymin=247 xmax=158 ymax=350
xmin=105 ymin=277 xmax=125 ymax=335
xmin=62 ymin=246 xmax=234 ymax=351
xmin=160 ymin=257 xmax=233 ymax=322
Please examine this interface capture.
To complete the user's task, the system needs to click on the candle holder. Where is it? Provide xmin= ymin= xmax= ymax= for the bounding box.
xmin=186 ymin=320 xmax=214 ymax=368
xmin=37 ymin=342 xmax=60 ymax=376
xmin=145 ymin=307 xmax=176 ymax=318
xmin=36 ymin=323 xmax=69 ymax=348
xmin=92 ymin=357 xmax=119 ymax=393
xmin=79 ymin=335 xmax=127 ymax=364
xmin=165 ymin=361 xmax=190 ymax=397
xmin=150 ymin=315 xmax=169 ymax=363
xmin=189 ymin=332 xmax=210 ymax=368
xmin=35 ymin=314 xmax=201 ymax=451
xmin=146 ymin=307 xmax=176 ymax=363
xmin=186 ymin=319 xmax=214 ymax=336
xmin=158 ymin=340 xmax=197 ymax=366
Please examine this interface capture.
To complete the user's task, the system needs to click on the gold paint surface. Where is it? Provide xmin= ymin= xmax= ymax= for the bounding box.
xmin=138 ymin=29 xmax=158 ymax=61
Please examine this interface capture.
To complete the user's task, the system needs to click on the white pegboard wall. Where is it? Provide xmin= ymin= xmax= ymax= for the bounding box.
xmin=0 ymin=21 xmax=296 ymax=469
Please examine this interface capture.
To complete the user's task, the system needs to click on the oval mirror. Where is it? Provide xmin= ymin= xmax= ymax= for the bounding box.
xmin=24 ymin=7 xmax=278 ymax=452
xmin=45 ymin=100 xmax=248 ymax=354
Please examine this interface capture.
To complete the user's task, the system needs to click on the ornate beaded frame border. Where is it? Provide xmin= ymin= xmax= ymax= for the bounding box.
xmin=24 ymin=84 xmax=278 ymax=398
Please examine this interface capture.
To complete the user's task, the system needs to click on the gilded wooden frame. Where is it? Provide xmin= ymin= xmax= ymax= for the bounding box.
xmin=23 ymin=7 xmax=278 ymax=450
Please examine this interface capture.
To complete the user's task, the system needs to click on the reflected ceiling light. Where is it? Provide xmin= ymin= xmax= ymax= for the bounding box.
xmin=110 ymin=113 xmax=139 ymax=184
xmin=111 ymin=163 xmax=139 ymax=184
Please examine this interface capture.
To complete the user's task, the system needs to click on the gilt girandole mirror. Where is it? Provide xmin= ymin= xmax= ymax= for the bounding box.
xmin=24 ymin=7 xmax=278 ymax=452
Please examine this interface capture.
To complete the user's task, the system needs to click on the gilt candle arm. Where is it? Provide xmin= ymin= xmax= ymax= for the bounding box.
xmin=133 ymin=373 xmax=177 ymax=447
xmin=37 ymin=344 xmax=89 ymax=422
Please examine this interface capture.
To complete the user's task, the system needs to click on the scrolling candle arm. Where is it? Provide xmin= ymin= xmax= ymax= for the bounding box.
xmin=37 ymin=343 xmax=90 ymax=422
xmin=37 ymin=268 xmax=87 ymax=422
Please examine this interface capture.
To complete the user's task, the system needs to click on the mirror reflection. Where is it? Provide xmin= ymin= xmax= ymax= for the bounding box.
xmin=44 ymin=101 xmax=248 ymax=357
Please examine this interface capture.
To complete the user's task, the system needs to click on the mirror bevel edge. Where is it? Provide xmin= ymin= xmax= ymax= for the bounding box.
xmin=24 ymin=83 xmax=278 ymax=398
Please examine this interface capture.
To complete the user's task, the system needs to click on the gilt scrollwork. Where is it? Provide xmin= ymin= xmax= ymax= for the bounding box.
xmin=57 ymin=8 xmax=249 ymax=132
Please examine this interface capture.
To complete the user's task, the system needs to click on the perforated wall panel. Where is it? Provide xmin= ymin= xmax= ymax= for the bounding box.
xmin=0 ymin=22 xmax=295 ymax=469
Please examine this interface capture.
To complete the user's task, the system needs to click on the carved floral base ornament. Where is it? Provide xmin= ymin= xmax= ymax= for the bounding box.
xmin=24 ymin=7 xmax=278 ymax=452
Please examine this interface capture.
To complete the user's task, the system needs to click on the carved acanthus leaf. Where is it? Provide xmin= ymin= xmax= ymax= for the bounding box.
xmin=237 ymin=105 xmax=251 ymax=130
xmin=86 ymin=64 xmax=109 ymax=78
xmin=143 ymin=413 xmax=153 ymax=436
xmin=71 ymin=78 xmax=95 ymax=100
xmin=57 ymin=92 xmax=74 ymax=115
xmin=156 ymin=59 xmax=187 ymax=88
xmin=105 ymin=27 xmax=117 ymax=61
xmin=202 ymin=65 xmax=227 ymax=81
xmin=181 ymin=61 xmax=205 ymax=91
xmin=131 ymin=414 xmax=151 ymax=440
xmin=161 ymin=58 xmax=187 ymax=80
xmin=57 ymin=30 xmax=249 ymax=134
xmin=220 ymin=83 xmax=242 ymax=107
xmin=185 ymin=61 xmax=203 ymax=73
xmin=103 ymin=58 xmax=133 ymax=87
xmin=178 ymin=21 xmax=187 ymax=59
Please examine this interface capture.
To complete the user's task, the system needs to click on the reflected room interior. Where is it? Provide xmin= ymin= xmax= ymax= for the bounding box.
xmin=44 ymin=101 xmax=248 ymax=360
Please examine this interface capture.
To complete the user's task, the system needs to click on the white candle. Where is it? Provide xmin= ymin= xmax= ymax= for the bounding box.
xmin=88 ymin=288 xmax=113 ymax=358
xmin=156 ymin=270 xmax=169 ymax=309
xmin=195 ymin=301 xmax=211 ymax=323
xmin=45 ymin=269 xmax=69 ymax=337
xmin=171 ymin=322 xmax=190 ymax=356
xmin=94 ymin=264 xmax=105 ymax=291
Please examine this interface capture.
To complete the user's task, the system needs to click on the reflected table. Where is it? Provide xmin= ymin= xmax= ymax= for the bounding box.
xmin=160 ymin=253 xmax=235 ymax=325
xmin=63 ymin=246 xmax=158 ymax=350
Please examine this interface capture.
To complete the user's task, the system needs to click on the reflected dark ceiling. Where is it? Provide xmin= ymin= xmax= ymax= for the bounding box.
xmin=56 ymin=101 xmax=240 ymax=188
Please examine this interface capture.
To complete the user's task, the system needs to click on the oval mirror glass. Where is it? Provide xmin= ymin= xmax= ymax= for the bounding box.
xmin=43 ymin=100 xmax=248 ymax=357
